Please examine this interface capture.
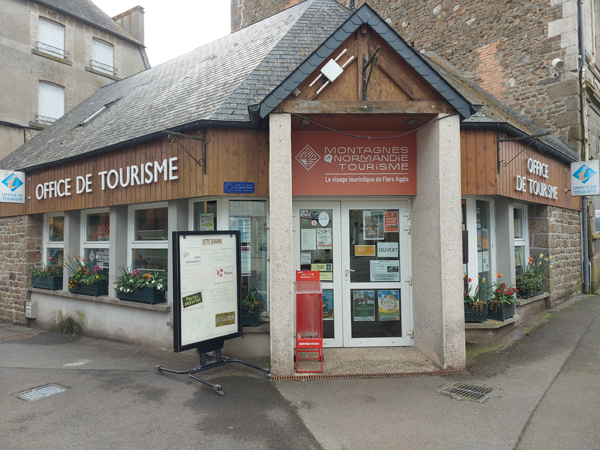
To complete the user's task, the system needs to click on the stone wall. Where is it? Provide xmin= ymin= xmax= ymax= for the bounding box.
xmin=0 ymin=215 xmax=42 ymax=324
xmin=529 ymin=205 xmax=582 ymax=306
xmin=231 ymin=0 xmax=582 ymax=151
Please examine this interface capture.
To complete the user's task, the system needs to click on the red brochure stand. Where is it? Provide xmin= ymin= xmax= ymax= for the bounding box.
xmin=295 ymin=271 xmax=323 ymax=373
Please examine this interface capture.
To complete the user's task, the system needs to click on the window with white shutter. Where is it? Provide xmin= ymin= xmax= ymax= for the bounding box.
xmin=91 ymin=39 xmax=115 ymax=75
xmin=38 ymin=82 xmax=65 ymax=123
xmin=38 ymin=18 xmax=66 ymax=58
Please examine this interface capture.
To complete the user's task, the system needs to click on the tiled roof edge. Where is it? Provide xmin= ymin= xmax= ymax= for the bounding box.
xmin=258 ymin=2 xmax=472 ymax=119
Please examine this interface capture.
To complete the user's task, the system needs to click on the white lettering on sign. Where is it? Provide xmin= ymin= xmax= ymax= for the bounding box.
xmin=35 ymin=157 xmax=179 ymax=201
xmin=527 ymin=158 xmax=549 ymax=178
xmin=515 ymin=158 xmax=558 ymax=200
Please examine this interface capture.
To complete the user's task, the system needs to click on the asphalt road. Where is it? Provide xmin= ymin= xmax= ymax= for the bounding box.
xmin=1 ymin=295 xmax=599 ymax=449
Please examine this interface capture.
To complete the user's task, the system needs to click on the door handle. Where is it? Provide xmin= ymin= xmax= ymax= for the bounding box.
xmin=344 ymin=265 xmax=355 ymax=281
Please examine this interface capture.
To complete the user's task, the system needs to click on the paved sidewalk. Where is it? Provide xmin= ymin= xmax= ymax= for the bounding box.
xmin=275 ymin=295 xmax=600 ymax=450
xmin=1 ymin=295 xmax=599 ymax=449
xmin=0 ymin=324 xmax=320 ymax=450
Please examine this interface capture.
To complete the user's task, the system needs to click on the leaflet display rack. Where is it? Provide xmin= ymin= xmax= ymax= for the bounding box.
xmin=295 ymin=271 xmax=323 ymax=373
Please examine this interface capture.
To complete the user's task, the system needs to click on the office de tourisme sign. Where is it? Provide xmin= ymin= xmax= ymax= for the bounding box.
xmin=291 ymin=131 xmax=416 ymax=196
xmin=35 ymin=157 xmax=179 ymax=201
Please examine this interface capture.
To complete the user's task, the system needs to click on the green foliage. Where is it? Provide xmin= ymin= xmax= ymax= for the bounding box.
xmin=64 ymin=256 xmax=108 ymax=290
xmin=516 ymin=253 xmax=552 ymax=293
xmin=463 ymin=276 xmax=491 ymax=305
xmin=30 ymin=259 xmax=60 ymax=277
xmin=242 ymin=284 xmax=264 ymax=316
xmin=113 ymin=267 xmax=167 ymax=294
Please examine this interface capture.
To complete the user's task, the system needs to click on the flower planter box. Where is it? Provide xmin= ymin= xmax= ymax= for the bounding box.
xmin=32 ymin=275 xmax=63 ymax=290
xmin=242 ymin=305 xmax=261 ymax=327
xmin=69 ymin=280 xmax=108 ymax=297
xmin=517 ymin=279 xmax=546 ymax=299
xmin=117 ymin=287 xmax=166 ymax=304
xmin=464 ymin=302 xmax=488 ymax=323
xmin=488 ymin=301 xmax=515 ymax=322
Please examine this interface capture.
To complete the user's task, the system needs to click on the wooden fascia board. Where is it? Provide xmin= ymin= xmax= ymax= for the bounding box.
xmin=275 ymin=100 xmax=454 ymax=115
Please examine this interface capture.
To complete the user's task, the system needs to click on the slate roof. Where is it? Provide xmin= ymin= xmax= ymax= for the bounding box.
xmin=2 ymin=0 xmax=573 ymax=172
xmin=2 ymin=0 xmax=322 ymax=171
xmin=35 ymin=0 xmax=141 ymax=44
xmin=422 ymin=51 xmax=579 ymax=163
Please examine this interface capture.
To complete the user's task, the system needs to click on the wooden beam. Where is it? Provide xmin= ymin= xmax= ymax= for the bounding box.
xmin=276 ymin=100 xmax=454 ymax=114
xmin=375 ymin=51 xmax=417 ymax=100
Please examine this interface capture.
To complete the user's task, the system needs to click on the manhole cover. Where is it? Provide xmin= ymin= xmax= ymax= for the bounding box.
xmin=15 ymin=384 xmax=69 ymax=401
xmin=439 ymin=383 xmax=493 ymax=402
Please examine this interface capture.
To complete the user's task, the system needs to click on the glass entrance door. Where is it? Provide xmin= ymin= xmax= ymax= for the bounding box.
xmin=342 ymin=201 xmax=412 ymax=347
xmin=293 ymin=200 xmax=412 ymax=348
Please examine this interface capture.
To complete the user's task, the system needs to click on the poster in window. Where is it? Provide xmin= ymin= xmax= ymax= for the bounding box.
xmin=482 ymin=251 xmax=489 ymax=272
xmin=353 ymin=290 xmax=375 ymax=321
xmin=384 ymin=211 xmax=399 ymax=232
xmin=322 ymin=289 xmax=334 ymax=320
xmin=230 ymin=216 xmax=251 ymax=242
xmin=477 ymin=229 xmax=482 ymax=251
xmin=476 ymin=207 xmax=481 ymax=228
xmin=316 ymin=228 xmax=332 ymax=249
xmin=241 ymin=246 xmax=251 ymax=276
xmin=301 ymin=228 xmax=317 ymax=251
xmin=478 ymin=252 xmax=483 ymax=273
xmin=481 ymin=229 xmax=488 ymax=250
xmin=370 ymin=260 xmax=400 ymax=282
xmin=378 ymin=290 xmax=400 ymax=321
xmin=199 ymin=213 xmax=214 ymax=231
xmin=363 ymin=210 xmax=384 ymax=240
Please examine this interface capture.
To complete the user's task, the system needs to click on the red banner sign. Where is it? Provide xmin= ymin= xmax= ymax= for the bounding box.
xmin=292 ymin=131 xmax=417 ymax=196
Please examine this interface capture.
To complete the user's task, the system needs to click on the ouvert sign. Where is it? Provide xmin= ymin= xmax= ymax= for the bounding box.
xmin=35 ymin=157 xmax=179 ymax=201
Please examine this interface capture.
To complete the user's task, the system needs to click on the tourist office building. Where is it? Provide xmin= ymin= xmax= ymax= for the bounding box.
xmin=0 ymin=1 xmax=582 ymax=375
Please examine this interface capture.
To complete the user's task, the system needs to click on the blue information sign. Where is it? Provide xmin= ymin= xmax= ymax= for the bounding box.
xmin=223 ymin=182 xmax=255 ymax=194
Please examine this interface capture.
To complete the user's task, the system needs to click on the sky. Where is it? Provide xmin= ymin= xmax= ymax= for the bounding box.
xmin=92 ymin=0 xmax=231 ymax=67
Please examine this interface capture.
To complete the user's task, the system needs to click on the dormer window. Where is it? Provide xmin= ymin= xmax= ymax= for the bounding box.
xmin=91 ymin=39 xmax=116 ymax=76
xmin=37 ymin=18 xmax=68 ymax=59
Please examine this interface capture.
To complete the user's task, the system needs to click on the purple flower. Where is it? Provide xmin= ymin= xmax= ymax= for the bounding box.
xmin=94 ymin=265 xmax=100 ymax=272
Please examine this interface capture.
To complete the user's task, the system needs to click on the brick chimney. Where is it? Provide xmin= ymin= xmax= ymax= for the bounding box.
xmin=113 ymin=6 xmax=145 ymax=45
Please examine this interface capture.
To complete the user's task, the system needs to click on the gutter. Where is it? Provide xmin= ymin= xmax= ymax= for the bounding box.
xmin=578 ymin=0 xmax=590 ymax=294
xmin=460 ymin=120 xmax=578 ymax=164
xmin=20 ymin=119 xmax=257 ymax=173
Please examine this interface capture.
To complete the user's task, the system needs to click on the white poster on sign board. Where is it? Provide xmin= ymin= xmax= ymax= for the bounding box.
xmin=0 ymin=170 xmax=25 ymax=204
xmin=571 ymin=160 xmax=600 ymax=196
xmin=178 ymin=234 xmax=239 ymax=348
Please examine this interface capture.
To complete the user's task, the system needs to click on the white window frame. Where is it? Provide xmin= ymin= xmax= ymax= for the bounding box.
xmin=43 ymin=212 xmax=64 ymax=268
xmin=37 ymin=17 xmax=66 ymax=58
xmin=80 ymin=208 xmax=110 ymax=269
xmin=513 ymin=204 xmax=529 ymax=275
xmin=38 ymin=81 xmax=65 ymax=123
xmin=188 ymin=197 xmax=270 ymax=312
xmin=128 ymin=202 xmax=169 ymax=271
xmin=91 ymin=39 xmax=115 ymax=75
xmin=463 ymin=197 xmax=496 ymax=285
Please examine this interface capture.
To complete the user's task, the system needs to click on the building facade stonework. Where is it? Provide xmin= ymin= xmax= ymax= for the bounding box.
xmin=529 ymin=205 xmax=582 ymax=307
xmin=0 ymin=215 xmax=42 ymax=324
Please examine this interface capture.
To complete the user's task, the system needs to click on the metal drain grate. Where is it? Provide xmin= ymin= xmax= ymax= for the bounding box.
xmin=15 ymin=384 xmax=69 ymax=401
xmin=439 ymin=383 xmax=493 ymax=403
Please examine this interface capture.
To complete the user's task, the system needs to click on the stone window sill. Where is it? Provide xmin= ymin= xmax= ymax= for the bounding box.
xmin=31 ymin=49 xmax=73 ymax=66
xmin=29 ymin=288 xmax=171 ymax=312
xmin=85 ymin=66 xmax=121 ymax=81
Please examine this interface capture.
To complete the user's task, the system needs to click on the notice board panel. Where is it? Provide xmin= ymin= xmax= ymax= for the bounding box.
xmin=172 ymin=231 xmax=241 ymax=352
